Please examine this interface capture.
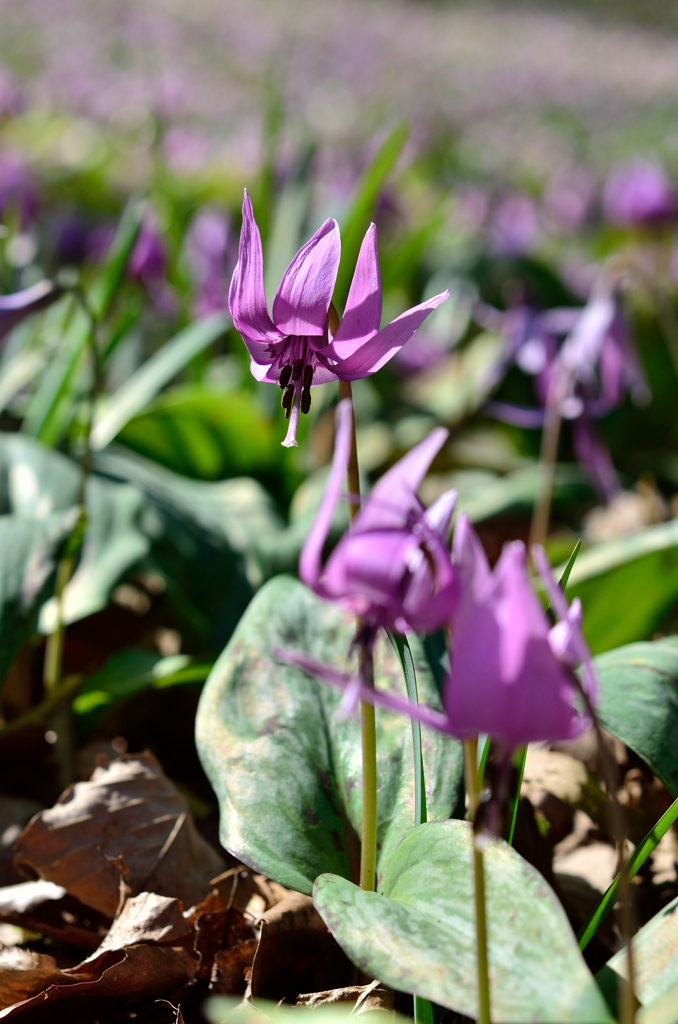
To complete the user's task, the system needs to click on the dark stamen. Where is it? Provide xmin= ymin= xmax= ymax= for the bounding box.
xmin=279 ymin=364 xmax=292 ymax=389
xmin=282 ymin=384 xmax=294 ymax=417
xmin=292 ymin=358 xmax=303 ymax=381
xmin=301 ymin=389 xmax=311 ymax=414
xmin=303 ymin=364 xmax=313 ymax=389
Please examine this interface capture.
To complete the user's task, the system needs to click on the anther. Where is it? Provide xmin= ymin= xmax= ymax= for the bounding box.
xmin=279 ymin=364 xmax=292 ymax=389
xmin=303 ymin=364 xmax=313 ymax=389
xmin=281 ymin=384 xmax=294 ymax=417
xmin=301 ymin=390 xmax=311 ymax=415
xmin=292 ymin=358 xmax=303 ymax=381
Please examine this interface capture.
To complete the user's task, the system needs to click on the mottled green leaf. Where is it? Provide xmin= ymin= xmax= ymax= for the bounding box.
xmin=604 ymin=893 xmax=678 ymax=1013
xmin=594 ymin=637 xmax=678 ymax=796
xmin=195 ymin=575 xmax=463 ymax=895
xmin=314 ymin=820 xmax=612 ymax=1024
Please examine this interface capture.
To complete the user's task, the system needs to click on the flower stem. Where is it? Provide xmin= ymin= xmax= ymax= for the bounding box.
xmin=339 ymin=379 xmax=378 ymax=892
xmin=464 ymin=736 xmax=491 ymax=1024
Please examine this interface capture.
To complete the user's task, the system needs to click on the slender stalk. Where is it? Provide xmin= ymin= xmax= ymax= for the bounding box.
xmin=505 ymin=745 xmax=527 ymax=845
xmin=464 ymin=736 xmax=491 ymax=1024
xmin=529 ymin=374 xmax=564 ymax=550
xmin=338 ymin=379 xmax=378 ymax=892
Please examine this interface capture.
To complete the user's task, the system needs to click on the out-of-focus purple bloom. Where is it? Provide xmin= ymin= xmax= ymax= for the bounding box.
xmin=543 ymin=170 xmax=595 ymax=233
xmin=53 ymin=216 xmax=90 ymax=266
xmin=185 ymin=207 xmax=233 ymax=318
xmin=0 ymin=70 xmax=23 ymax=120
xmin=0 ymin=280 xmax=63 ymax=344
xmin=603 ymin=160 xmax=677 ymax=228
xmin=281 ymin=515 xmax=594 ymax=750
xmin=129 ymin=215 xmax=176 ymax=316
xmin=0 ymin=152 xmax=36 ymax=228
xmin=300 ymin=399 xmax=458 ymax=635
xmin=86 ymin=224 xmax=116 ymax=264
xmin=229 ymin=190 xmax=448 ymax=447
xmin=489 ymin=193 xmax=539 ymax=256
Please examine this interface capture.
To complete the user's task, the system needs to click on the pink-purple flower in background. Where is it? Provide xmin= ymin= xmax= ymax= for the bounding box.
xmin=229 ymin=191 xmax=449 ymax=447
xmin=603 ymin=160 xmax=677 ymax=228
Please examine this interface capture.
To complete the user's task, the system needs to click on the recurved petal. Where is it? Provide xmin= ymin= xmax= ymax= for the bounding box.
xmin=328 ymin=290 xmax=449 ymax=381
xmin=331 ymin=223 xmax=382 ymax=357
xmin=299 ymin=399 xmax=353 ymax=595
xmin=229 ymin=192 xmax=284 ymax=360
xmin=356 ymin=427 xmax=449 ymax=533
xmin=272 ymin=219 xmax=340 ymax=336
xmin=423 ymin=488 xmax=457 ymax=541
xmin=0 ymin=280 xmax=63 ymax=343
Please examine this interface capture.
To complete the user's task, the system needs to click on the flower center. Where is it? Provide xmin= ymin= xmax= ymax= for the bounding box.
xmin=278 ymin=338 xmax=315 ymax=420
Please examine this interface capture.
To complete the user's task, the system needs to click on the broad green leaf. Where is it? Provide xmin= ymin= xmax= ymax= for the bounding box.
xmin=637 ymin=983 xmax=678 ymax=1024
xmin=594 ymin=637 xmax=678 ymax=796
xmin=73 ymin=648 xmax=211 ymax=733
xmin=562 ymin=520 xmax=678 ymax=654
xmin=90 ymin=314 xmax=229 ymax=451
xmin=195 ymin=575 xmax=463 ymax=895
xmin=0 ymin=434 xmax=149 ymax=629
xmin=114 ymin=385 xmax=276 ymax=479
xmin=450 ymin=463 xmax=590 ymax=524
xmin=313 ymin=820 xmax=612 ymax=1023
xmin=333 ymin=123 xmax=409 ymax=307
xmin=604 ymin=892 xmax=678 ymax=1011
xmin=0 ymin=511 xmax=74 ymax=682
xmin=23 ymin=201 xmax=143 ymax=446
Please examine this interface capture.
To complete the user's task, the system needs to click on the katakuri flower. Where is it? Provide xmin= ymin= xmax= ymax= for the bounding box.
xmin=281 ymin=513 xmax=594 ymax=750
xmin=229 ymin=191 xmax=449 ymax=447
xmin=300 ymin=399 xmax=458 ymax=636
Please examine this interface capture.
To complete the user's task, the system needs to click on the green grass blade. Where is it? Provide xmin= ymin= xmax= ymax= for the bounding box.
xmin=90 ymin=313 xmax=228 ymax=450
xmin=388 ymin=630 xmax=427 ymax=826
xmin=505 ymin=745 xmax=527 ymax=845
xmin=333 ymin=122 xmax=409 ymax=307
xmin=559 ymin=538 xmax=582 ymax=591
xmin=578 ymin=795 xmax=678 ymax=950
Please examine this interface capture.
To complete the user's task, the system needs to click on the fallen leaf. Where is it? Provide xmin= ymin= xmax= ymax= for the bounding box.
xmin=0 ymin=892 xmax=199 ymax=1019
xmin=0 ymin=949 xmax=64 ymax=1011
xmin=296 ymin=979 xmax=395 ymax=1016
xmin=0 ymin=880 xmax=108 ymax=951
xmin=14 ymin=753 xmax=224 ymax=916
xmin=251 ymin=892 xmax=352 ymax=1001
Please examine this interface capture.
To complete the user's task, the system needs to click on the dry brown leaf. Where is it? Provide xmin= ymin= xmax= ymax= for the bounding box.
xmin=251 ymin=891 xmax=351 ymax=1001
xmin=0 ymin=892 xmax=199 ymax=1019
xmin=0 ymin=880 xmax=109 ymax=951
xmin=14 ymin=753 xmax=224 ymax=917
xmin=0 ymin=949 xmax=64 ymax=1011
xmin=296 ymin=980 xmax=395 ymax=1016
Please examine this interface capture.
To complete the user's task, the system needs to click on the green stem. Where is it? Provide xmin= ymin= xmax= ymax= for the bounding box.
xmin=464 ymin=737 xmax=491 ymax=1024
xmin=506 ymin=745 xmax=527 ymax=846
xmin=529 ymin=373 xmax=564 ymax=550
xmin=389 ymin=632 xmax=427 ymax=826
xmin=578 ymin=794 xmax=678 ymax=950
xmin=339 ymin=379 xmax=378 ymax=893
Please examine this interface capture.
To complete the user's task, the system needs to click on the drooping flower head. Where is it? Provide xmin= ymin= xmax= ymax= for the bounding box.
xmin=229 ymin=191 xmax=449 ymax=447
xmin=300 ymin=399 xmax=458 ymax=636
xmin=603 ymin=160 xmax=677 ymax=228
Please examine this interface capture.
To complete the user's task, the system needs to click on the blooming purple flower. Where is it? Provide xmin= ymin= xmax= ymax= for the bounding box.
xmin=603 ymin=160 xmax=677 ymax=228
xmin=280 ymin=513 xmax=594 ymax=751
xmin=0 ymin=280 xmax=63 ymax=345
xmin=300 ymin=399 xmax=458 ymax=635
xmin=229 ymin=191 xmax=449 ymax=447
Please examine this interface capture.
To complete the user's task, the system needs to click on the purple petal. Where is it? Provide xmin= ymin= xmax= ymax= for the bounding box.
xmin=274 ymin=647 xmax=451 ymax=733
xmin=423 ymin=488 xmax=457 ymax=541
xmin=0 ymin=280 xmax=62 ymax=343
xmin=452 ymin=513 xmax=490 ymax=602
xmin=229 ymin=191 xmax=284 ymax=362
xmin=356 ymin=427 xmax=449 ymax=533
xmin=331 ymin=223 xmax=382 ymax=357
xmin=299 ymin=399 xmax=353 ymax=594
xmin=328 ymin=291 xmax=449 ymax=381
xmin=322 ymin=529 xmax=424 ymax=616
xmin=272 ymin=219 xmax=340 ymax=336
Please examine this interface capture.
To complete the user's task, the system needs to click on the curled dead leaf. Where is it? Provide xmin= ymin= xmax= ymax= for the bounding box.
xmin=14 ymin=753 xmax=224 ymax=917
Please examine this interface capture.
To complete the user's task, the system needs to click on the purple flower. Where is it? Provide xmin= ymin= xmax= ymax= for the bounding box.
xmin=0 ymin=280 xmax=63 ymax=345
xmin=489 ymin=193 xmax=539 ymax=256
xmin=184 ymin=207 xmax=233 ymax=318
xmin=280 ymin=514 xmax=594 ymax=751
xmin=603 ymin=160 xmax=677 ymax=228
xmin=300 ymin=400 xmax=458 ymax=635
xmin=229 ymin=191 xmax=449 ymax=447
